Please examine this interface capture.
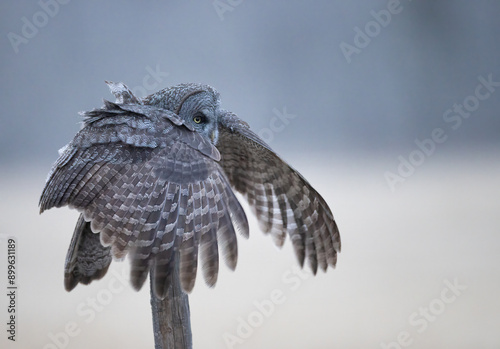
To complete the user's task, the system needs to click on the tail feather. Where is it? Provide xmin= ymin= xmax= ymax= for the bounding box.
xmin=64 ymin=214 xmax=112 ymax=291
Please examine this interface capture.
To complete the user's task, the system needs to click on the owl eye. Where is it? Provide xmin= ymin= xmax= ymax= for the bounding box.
xmin=193 ymin=113 xmax=205 ymax=124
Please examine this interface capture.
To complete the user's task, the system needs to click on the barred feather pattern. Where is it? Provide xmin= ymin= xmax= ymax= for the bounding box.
xmin=64 ymin=214 xmax=112 ymax=291
xmin=39 ymin=82 xmax=340 ymax=298
xmin=218 ymin=112 xmax=341 ymax=274
xmin=40 ymin=95 xmax=246 ymax=298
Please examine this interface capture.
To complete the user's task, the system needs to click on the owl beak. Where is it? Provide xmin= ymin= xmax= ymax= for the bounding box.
xmin=210 ymin=130 xmax=216 ymax=143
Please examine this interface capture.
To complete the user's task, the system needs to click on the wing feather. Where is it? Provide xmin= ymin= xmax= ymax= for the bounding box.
xmin=213 ymin=173 xmax=238 ymax=270
xmin=198 ymin=180 xmax=220 ymax=287
xmin=179 ymin=183 xmax=199 ymax=293
xmin=147 ymin=182 xmax=180 ymax=296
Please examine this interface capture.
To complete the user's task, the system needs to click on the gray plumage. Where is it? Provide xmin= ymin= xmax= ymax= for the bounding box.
xmin=64 ymin=215 xmax=112 ymax=290
xmin=39 ymin=82 xmax=341 ymax=298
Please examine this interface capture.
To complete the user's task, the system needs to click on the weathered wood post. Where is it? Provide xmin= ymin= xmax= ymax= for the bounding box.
xmin=150 ymin=253 xmax=192 ymax=349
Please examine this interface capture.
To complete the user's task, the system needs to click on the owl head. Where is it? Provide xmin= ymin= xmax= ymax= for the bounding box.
xmin=143 ymin=83 xmax=222 ymax=145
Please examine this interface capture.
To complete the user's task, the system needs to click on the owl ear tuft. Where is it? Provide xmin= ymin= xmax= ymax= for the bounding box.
xmin=105 ymin=81 xmax=141 ymax=105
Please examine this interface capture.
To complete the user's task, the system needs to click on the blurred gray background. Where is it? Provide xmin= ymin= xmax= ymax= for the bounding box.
xmin=0 ymin=1 xmax=499 ymax=348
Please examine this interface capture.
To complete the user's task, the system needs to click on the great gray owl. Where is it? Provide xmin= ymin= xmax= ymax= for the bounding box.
xmin=39 ymin=82 xmax=340 ymax=298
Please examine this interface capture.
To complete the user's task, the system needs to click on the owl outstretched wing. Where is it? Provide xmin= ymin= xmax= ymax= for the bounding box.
xmin=217 ymin=111 xmax=340 ymax=273
xmin=40 ymin=98 xmax=249 ymax=298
